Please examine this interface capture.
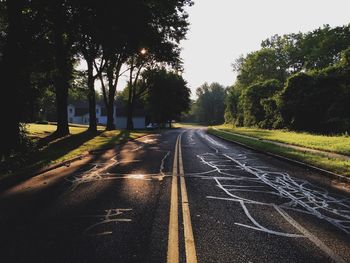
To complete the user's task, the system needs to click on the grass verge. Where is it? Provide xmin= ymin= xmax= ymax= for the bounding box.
xmin=214 ymin=124 xmax=350 ymax=156
xmin=0 ymin=124 xmax=150 ymax=180
xmin=173 ymin=122 xmax=207 ymax=128
xmin=26 ymin=123 xmax=105 ymax=139
xmin=208 ymin=128 xmax=350 ymax=177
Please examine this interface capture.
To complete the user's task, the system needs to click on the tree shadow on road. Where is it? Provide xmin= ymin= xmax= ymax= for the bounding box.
xmin=0 ymin=131 xmax=101 ymax=189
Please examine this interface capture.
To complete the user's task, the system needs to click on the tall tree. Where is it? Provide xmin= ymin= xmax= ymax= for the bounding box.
xmin=235 ymin=48 xmax=288 ymax=88
xmin=226 ymin=23 xmax=350 ymax=131
xmin=94 ymin=0 xmax=192 ymax=130
xmin=50 ymin=0 xmax=75 ymax=136
xmin=0 ymin=0 xmax=30 ymax=159
xmin=194 ymin=83 xmax=227 ymax=125
xmin=94 ymin=1 xmax=140 ymax=130
xmin=72 ymin=0 xmax=101 ymax=132
xmin=145 ymin=68 xmax=190 ymax=126
xmin=126 ymin=54 xmax=147 ymax=130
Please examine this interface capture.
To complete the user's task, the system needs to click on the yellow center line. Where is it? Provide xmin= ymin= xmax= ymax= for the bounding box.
xmin=179 ymin=134 xmax=198 ymax=263
xmin=167 ymin=136 xmax=179 ymax=263
xmin=167 ymin=133 xmax=198 ymax=263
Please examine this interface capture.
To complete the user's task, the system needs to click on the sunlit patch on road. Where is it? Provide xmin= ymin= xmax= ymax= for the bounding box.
xmin=143 ymin=139 xmax=157 ymax=143
xmin=65 ymin=149 xmax=171 ymax=190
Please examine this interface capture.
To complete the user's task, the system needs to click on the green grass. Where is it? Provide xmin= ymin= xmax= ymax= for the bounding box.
xmin=173 ymin=122 xmax=207 ymax=128
xmin=208 ymin=128 xmax=350 ymax=177
xmin=27 ymin=123 xmax=148 ymax=164
xmin=214 ymin=124 xmax=350 ymax=156
xmin=1 ymin=124 xmax=149 ymax=179
xmin=26 ymin=123 xmax=105 ymax=139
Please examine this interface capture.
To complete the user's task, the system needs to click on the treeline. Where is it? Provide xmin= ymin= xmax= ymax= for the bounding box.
xmin=225 ymin=24 xmax=350 ymax=133
xmin=0 ymin=0 xmax=192 ymax=160
xmin=183 ymin=82 xmax=227 ymax=125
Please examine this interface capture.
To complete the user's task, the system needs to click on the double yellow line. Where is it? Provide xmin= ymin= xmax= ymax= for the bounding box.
xmin=167 ymin=134 xmax=198 ymax=263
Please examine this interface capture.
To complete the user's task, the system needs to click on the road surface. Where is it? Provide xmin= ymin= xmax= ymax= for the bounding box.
xmin=0 ymin=128 xmax=349 ymax=262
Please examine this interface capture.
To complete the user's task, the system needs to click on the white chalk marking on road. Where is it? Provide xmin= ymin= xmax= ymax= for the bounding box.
xmin=206 ymin=195 xmax=316 ymax=216
xmin=223 ymin=153 xmax=350 ymax=234
xmin=197 ymin=130 xmax=228 ymax=150
xmin=196 ymin=146 xmax=349 ymax=260
xmin=185 ymin=169 xmax=218 ymax=176
xmin=130 ymin=145 xmax=144 ymax=152
xmin=197 ymin=151 xmax=350 ymax=235
xmin=66 ymin=148 xmax=172 ymax=187
xmin=206 ymin=195 xmax=272 ymax=206
xmin=160 ymin=151 xmax=171 ymax=179
xmin=275 ymin=206 xmax=346 ymax=263
xmin=71 ymin=132 xmax=156 ymax=186
xmin=238 ymin=200 xmax=304 ymax=238
xmin=65 ymin=152 xmax=122 ymax=190
xmin=188 ymin=130 xmax=196 ymax=145
xmin=195 ymin=130 xmax=219 ymax=153
xmin=83 ymin=208 xmax=132 ymax=236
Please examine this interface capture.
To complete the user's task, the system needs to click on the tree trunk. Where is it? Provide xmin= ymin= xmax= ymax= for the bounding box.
xmin=106 ymin=66 xmax=116 ymax=130
xmin=52 ymin=0 xmax=70 ymax=137
xmin=126 ymin=60 xmax=144 ymax=131
xmin=106 ymin=102 xmax=115 ymax=130
xmin=87 ymin=57 xmax=97 ymax=132
xmin=0 ymin=0 xmax=26 ymax=159
xmin=126 ymin=60 xmax=134 ymax=131
xmin=55 ymin=83 xmax=69 ymax=136
xmin=126 ymin=104 xmax=134 ymax=130
xmin=126 ymin=86 xmax=134 ymax=130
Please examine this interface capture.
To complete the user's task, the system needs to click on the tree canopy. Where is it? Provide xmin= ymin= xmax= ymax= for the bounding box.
xmin=226 ymin=24 xmax=350 ymax=133
xmin=191 ymin=83 xmax=227 ymax=125
xmin=0 ymin=0 xmax=193 ymax=160
xmin=144 ymin=68 xmax=191 ymax=126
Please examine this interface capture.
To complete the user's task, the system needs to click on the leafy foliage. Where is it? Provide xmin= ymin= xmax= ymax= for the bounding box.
xmin=189 ymin=83 xmax=227 ymax=125
xmin=226 ymin=24 xmax=350 ymax=134
xmin=279 ymin=48 xmax=350 ymax=133
xmin=144 ymin=68 xmax=191 ymax=125
xmin=0 ymin=0 xmax=193 ymax=159
xmin=241 ymin=79 xmax=283 ymax=128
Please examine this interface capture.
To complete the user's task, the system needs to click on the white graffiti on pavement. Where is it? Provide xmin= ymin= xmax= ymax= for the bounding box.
xmin=197 ymin=152 xmax=350 ymax=236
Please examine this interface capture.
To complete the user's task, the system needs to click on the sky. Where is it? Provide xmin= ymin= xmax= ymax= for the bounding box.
xmin=180 ymin=0 xmax=350 ymax=97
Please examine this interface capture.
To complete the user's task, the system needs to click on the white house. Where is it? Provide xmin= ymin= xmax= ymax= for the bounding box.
xmin=67 ymin=102 xmax=146 ymax=129
xmin=114 ymin=108 xmax=147 ymax=129
xmin=67 ymin=102 xmax=114 ymax=125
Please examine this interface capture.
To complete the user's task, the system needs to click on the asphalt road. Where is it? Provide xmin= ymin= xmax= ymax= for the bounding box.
xmin=0 ymin=128 xmax=349 ymax=263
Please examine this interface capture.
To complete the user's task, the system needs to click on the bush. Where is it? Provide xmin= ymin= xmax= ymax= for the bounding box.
xmin=0 ymin=124 xmax=37 ymax=174
xmin=279 ymin=59 xmax=350 ymax=133
xmin=241 ymin=79 xmax=283 ymax=128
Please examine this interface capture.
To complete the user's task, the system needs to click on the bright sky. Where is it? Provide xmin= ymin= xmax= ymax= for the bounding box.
xmin=181 ymin=0 xmax=350 ymax=97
